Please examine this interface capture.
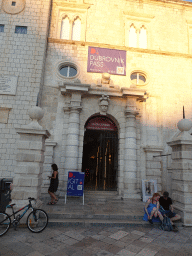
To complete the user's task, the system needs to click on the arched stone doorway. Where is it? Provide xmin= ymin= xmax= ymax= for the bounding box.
xmin=82 ymin=115 xmax=118 ymax=191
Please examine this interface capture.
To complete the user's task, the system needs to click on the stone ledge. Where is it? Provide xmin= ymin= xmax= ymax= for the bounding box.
xmin=48 ymin=38 xmax=192 ymax=59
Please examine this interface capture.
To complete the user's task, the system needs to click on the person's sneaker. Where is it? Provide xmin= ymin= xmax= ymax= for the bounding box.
xmin=148 ymin=219 xmax=153 ymax=224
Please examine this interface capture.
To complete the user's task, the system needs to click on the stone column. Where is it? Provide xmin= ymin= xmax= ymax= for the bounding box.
xmin=64 ymin=105 xmax=82 ymax=173
xmin=123 ymin=98 xmax=140 ymax=198
xmin=167 ymin=118 xmax=192 ymax=226
xmin=12 ymin=107 xmax=50 ymax=207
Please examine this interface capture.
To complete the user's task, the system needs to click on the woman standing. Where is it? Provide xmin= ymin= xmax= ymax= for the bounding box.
xmin=143 ymin=192 xmax=163 ymax=224
xmin=48 ymin=164 xmax=59 ymax=205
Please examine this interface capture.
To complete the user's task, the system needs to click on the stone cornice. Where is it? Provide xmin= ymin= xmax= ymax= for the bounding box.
xmin=45 ymin=140 xmax=57 ymax=147
xmin=16 ymin=128 xmax=50 ymax=138
xmin=54 ymin=1 xmax=91 ymax=10
xmin=59 ymin=83 xmax=90 ymax=95
xmin=143 ymin=146 xmax=163 ymax=152
xmin=123 ymin=11 xmax=154 ymax=23
xmin=143 ymin=0 xmax=192 ymax=9
xmin=48 ymin=38 xmax=192 ymax=59
xmin=167 ymin=131 xmax=192 ymax=146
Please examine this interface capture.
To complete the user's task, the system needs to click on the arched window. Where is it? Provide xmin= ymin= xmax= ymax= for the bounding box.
xmin=61 ymin=17 xmax=70 ymax=40
xmin=129 ymin=25 xmax=137 ymax=48
xmin=139 ymin=27 xmax=147 ymax=49
xmin=72 ymin=18 xmax=81 ymax=41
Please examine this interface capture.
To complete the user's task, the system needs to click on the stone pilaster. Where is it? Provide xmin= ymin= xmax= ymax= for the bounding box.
xmin=12 ymin=107 xmax=50 ymax=207
xmin=167 ymin=118 xmax=192 ymax=226
xmin=65 ymin=106 xmax=82 ymax=173
xmin=143 ymin=146 xmax=163 ymax=193
xmin=123 ymin=98 xmax=140 ymax=198
xmin=41 ymin=140 xmax=57 ymax=196
xmin=13 ymin=128 xmax=50 ymax=207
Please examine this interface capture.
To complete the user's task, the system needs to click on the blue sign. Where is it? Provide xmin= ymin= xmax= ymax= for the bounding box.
xmin=67 ymin=172 xmax=85 ymax=197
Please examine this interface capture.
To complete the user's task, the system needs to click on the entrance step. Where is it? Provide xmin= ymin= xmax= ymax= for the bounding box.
xmin=42 ymin=197 xmax=183 ymax=228
xmin=84 ymin=191 xmax=121 ymax=202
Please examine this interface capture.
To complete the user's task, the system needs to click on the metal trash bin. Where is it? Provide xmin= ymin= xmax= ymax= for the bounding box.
xmin=0 ymin=178 xmax=13 ymax=213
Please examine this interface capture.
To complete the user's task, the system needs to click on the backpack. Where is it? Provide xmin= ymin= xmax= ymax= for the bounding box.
xmin=160 ymin=216 xmax=173 ymax=231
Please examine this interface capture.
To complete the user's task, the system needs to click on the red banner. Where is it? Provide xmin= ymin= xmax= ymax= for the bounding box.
xmin=85 ymin=116 xmax=117 ymax=131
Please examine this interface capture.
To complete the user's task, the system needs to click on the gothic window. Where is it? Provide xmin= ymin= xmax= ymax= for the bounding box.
xmin=72 ymin=18 xmax=81 ymax=41
xmin=139 ymin=26 xmax=147 ymax=49
xmin=61 ymin=16 xmax=70 ymax=40
xmin=129 ymin=25 xmax=137 ymax=48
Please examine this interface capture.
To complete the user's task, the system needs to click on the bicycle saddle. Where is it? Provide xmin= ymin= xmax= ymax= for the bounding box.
xmin=28 ymin=197 xmax=35 ymax=200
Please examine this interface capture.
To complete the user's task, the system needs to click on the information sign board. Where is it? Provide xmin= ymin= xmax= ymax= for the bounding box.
xmin=67 ymin=171 xmax=85 ymax=197
xmin=87 ymin=47 xmax=126 ymax=76
xmin=142 ymin=179 xmax=157 ymax=202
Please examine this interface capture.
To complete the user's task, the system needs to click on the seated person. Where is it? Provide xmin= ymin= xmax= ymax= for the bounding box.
xmin=143 ymin=192 xmax=164 ymax=224
xmin=159 ymin=191 xmax=181 ymax=228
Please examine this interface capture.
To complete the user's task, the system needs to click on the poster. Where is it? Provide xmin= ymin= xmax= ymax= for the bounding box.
xmin=67 ymin=171 xmax=85 ymax=197
xmin=142 ymin=179 xmax=157 ymax=202
xmin=87 ymin=47 xmax=126 ymax=76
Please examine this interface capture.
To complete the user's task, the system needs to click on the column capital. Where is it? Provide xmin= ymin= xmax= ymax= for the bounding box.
xmin=125 ymin=106 xmax=139 ymax=117
xmin=63 ymin=105 xmax=82 ymax=113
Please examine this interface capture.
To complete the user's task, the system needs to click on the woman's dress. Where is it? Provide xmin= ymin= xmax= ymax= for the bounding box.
xmin=48 ymin=172 xmax=59 ymax=193
xmin=143 ymin=202 xmax=161 ymax=223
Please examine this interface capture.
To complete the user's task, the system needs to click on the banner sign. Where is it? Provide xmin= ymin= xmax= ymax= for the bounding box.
xmin=87 ymin=47 xmax=126 ymax=76
xmin=85 ymin=116 xmax=117 ymax=131
xmin=67 ymin=172 xmax=85 ymax=197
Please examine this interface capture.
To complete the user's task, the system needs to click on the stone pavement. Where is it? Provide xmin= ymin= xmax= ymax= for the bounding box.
xmin=1 ymin=224 xmax=192 ymax=256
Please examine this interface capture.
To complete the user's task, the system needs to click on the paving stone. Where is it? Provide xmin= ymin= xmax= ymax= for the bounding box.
xmin=155 ymin=247 xmax=177 ymax=256
xmin=102 ymin=237 xmax=116 ymax=245
xmin=62 ymin=237 xmax=79 ymax=246
xmin=64 ymin=231 xmax=85 ymax=241
xmin=139 ymin=236 xmax=154 ymax=243
xmin=124 ymin=244 xmax=142 ymax=254
xmin=91 ymin=234 xmax=106 ymax=240
xmin=1 ymin=251 xmax=20 ymax=256
xmin=53 ymin=234 xmax=70 ymax=243
xmin=116 ymin=249 xmax=136 ymax=256
xmin=131 ymin=230 xmax=146 ymax=236
xmin=114 ymin=240 xmax=131 ymax=248
xmin=109 ymin=231 xmax=129 ymax=240
xmin=26 ymin=252 xmax=44 ymax=256
xmin=131 ymin=240 xmax=148 ymax=248
xmin=137 ymin=248 xmax=158 ymax=256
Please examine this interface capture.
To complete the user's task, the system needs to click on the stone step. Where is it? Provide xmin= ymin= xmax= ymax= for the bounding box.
xmin=47 ymin=213 xmax=144 ymax=220
xmin=47 ymin=218 xmax=183 ymax=228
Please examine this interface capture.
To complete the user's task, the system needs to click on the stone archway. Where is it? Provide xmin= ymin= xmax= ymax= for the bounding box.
xmin=82 ymin=115 xmax=118 ymax=191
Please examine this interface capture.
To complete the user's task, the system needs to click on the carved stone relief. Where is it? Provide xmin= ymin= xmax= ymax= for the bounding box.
xmin=99 ymin=95 xmax=110 ymax=115
xmin=2 ymin=0 xmax=26 ymax=15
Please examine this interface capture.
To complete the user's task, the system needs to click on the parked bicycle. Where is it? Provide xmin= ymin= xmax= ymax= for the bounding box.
xmin=0 ymin=197 xmax=48 ymax=236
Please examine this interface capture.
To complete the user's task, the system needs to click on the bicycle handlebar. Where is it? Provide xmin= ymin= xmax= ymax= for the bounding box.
xmin=28 ymin=197 xmax=36 ymax=201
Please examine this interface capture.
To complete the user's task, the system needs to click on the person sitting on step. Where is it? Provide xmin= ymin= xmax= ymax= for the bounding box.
xmin=159 ymin=191 xmax=181 ymax=230
xmin=143 ymin=192 xmax=164 ymax=224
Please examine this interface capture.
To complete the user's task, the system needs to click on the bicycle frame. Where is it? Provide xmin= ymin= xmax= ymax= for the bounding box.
xmin=6 ymin=202 xmax=33 ymax=223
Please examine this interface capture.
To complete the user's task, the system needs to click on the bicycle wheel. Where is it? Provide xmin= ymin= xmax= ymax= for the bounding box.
xmin=0 ymin=212 xmax=11 ymax=236
xmin=27 ymin=209 xmax=48 ymax=233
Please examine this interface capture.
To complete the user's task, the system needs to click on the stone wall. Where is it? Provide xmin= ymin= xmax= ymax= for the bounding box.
xmin=0 ymin=0 xmax=51 ymax=180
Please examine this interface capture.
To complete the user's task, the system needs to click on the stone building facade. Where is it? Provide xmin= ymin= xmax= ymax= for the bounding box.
xmin=1 ymin=0 xmax=192 ymax=221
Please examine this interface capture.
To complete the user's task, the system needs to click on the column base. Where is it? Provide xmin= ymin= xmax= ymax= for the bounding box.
xmin=174 ymin=203 xmax=192 ymax=226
